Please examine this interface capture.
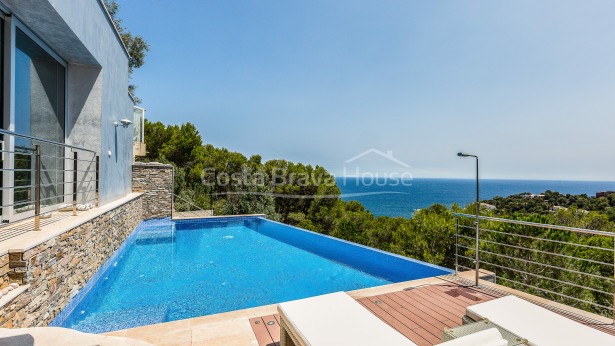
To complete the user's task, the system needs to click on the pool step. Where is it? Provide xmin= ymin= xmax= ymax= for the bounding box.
xmin=135 ymin=227 xmax=175 ymax=245
xmin=72 ymin=305 xmax=169 ymax=334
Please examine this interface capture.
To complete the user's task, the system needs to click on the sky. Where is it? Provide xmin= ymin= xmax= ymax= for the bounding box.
xmin=118 ymin=0 xmax=615 ymax=181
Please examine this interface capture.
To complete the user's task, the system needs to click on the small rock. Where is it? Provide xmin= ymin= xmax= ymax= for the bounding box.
xmin=9 ymin=283 xmax=18 ymax=289
xmin=6 ymin=286 xmax=14 ymax=291
xmin=1 ymin=288 xmax=8 ymax=295
xmin=59 ymin=204 xmax=73 ymax=211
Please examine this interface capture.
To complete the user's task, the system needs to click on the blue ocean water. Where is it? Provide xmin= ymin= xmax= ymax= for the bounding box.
xmin=54 ymin=217 xmax=450 ymax=333
xmin=337 ymin=178 xmax=615 ymax=218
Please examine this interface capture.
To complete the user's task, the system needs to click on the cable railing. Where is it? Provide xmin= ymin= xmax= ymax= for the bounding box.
xmin=0 ymin=128 xmax=99 ymax=237
xmin=453 ymin=212 xmax=615 ymax=322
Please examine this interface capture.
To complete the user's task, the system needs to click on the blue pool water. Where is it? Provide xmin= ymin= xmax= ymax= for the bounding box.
xmin=51 ymin=216 xmax=451 ymax=333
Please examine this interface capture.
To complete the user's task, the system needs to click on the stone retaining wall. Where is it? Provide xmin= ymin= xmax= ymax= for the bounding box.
xmin=0 ymin=196 xmax=143 ymax=328
xmin=0 ymin=254 xmax=8 ymax=290
xmin=132 ymin=162 xmax=174 ymax=219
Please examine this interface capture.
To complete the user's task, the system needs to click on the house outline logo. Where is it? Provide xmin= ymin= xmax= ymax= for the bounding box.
xmin=344 ymin=149 xmax=411 ymax=168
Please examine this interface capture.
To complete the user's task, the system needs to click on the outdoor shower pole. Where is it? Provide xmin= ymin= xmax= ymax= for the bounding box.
xmin=458 ymin=152 xmax=480 ymax=286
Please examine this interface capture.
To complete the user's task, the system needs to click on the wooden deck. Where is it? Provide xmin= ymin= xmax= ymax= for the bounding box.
xmin=250 ymin=281 xmax=615 ymax=346
xmin=249 ymin=314 xmax=282 ymax=346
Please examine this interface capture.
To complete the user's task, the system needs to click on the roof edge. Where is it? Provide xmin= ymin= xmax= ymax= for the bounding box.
xmin=96 ymin=0 xmax=130 ymax=59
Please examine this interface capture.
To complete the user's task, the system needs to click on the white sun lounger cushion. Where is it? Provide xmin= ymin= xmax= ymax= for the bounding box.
xmin=466 ymin=296 xmax=615 ymax=346
xmin=278 ymin=292 xmax=417 ymax=346
xmin=439 ymin=328 xmax=506 ymax=346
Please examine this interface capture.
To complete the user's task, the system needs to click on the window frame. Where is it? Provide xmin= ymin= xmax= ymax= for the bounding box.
xmin=0 ymin=11 xmax=69 ymax=223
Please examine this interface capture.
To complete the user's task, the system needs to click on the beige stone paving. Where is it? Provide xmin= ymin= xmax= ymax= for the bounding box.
xmin=105 ymin=277 xmax=453 ymax=345
xmin=106 ymin=303 xmax=279 ymax=345
xmin=0 ymin=326 xmax=152 ymax=345
xmin=105 ymin=271 xmax=613 ymax=345
xmin=173 ymin=210 xmax=213 ymax=219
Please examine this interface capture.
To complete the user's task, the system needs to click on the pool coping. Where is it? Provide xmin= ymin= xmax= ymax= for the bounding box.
xmin=0 ymin=193 xmax=144 ymax=256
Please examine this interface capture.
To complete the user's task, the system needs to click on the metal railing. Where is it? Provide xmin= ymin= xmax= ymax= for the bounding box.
xmin=453 ymin=212 xmax=615 ymax=322
xmin=0 ymin=128 xmax=99 ymax=237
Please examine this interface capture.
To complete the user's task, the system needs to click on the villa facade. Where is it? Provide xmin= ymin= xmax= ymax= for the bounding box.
xmin=0 ymin=0 xmax=134 ymax=213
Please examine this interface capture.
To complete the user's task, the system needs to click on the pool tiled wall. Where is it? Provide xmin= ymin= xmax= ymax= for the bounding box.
xmin=0 ymin=196 xmax=144 ymax=328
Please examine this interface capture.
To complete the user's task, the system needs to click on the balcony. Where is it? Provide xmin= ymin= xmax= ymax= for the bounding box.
xmin=0 ymin=128 xmax=99 ymax=242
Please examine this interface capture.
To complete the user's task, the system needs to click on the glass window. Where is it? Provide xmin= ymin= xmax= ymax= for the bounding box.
xmin=14 ymin=28 xmax=66 ymax=209
xmin=15 ymin=27 xmax=65 ymax=142
xmin=133 ymin=106 xmax=145 ymax=143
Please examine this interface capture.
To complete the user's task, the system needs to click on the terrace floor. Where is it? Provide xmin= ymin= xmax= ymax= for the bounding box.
xmin=172 ymin=210 xmax=214 ymax=219
xmin=106 ymin=272 xmax=615 ymax=345
xmin=251 ymin=280 xmax=615 ymax=346
xmin=0 ymin=193 xmax=143 ymax=254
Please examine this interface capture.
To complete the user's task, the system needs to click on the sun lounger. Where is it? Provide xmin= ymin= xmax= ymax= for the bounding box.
xmin=277 ymin=292 xmax=417 ymax=346
xmin=466 ymin=295 xmax=615 ymax=346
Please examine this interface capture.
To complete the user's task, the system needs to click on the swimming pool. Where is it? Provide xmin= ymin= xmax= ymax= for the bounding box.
xmin=51 ymin=216 xmax=452 ymax=333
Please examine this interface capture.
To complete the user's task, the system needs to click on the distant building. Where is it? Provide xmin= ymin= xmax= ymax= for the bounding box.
xmin=480 ymin=203 xmax=496 ymax=210
xmin=596 ymin=191 xmax=615 ymax=198
xmin=552 ymin=206 xmax=568 ymax=212
xmin=521 ymin=193 xmax=545 ymax=199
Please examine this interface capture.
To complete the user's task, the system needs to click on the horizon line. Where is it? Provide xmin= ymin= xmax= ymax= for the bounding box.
xmin=334 ymin=176 xmax=615 ymax=183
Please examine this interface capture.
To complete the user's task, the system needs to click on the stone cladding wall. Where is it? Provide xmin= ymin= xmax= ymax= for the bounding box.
xmin=132 ymin=162 xmax=173 ymax=219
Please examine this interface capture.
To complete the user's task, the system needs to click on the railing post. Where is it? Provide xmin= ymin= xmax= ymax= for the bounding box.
xmin=33 ymin=145 xmax=41 ymax=231
xmin=72 ymin=151 xmax=77 ymax=216
xmin=474 ymin=156 xmax=480 ymax=287
xmin=95 ymin=155 xmax=99 ymax=207
xmin=475 ymin=219 xmax=480 ymax=287
xmin=455 ymin=217 xmax=459 ymax=275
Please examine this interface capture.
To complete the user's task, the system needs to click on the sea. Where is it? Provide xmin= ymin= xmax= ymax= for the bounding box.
xmin=336 ymin=177 xmax=615 ymax=218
